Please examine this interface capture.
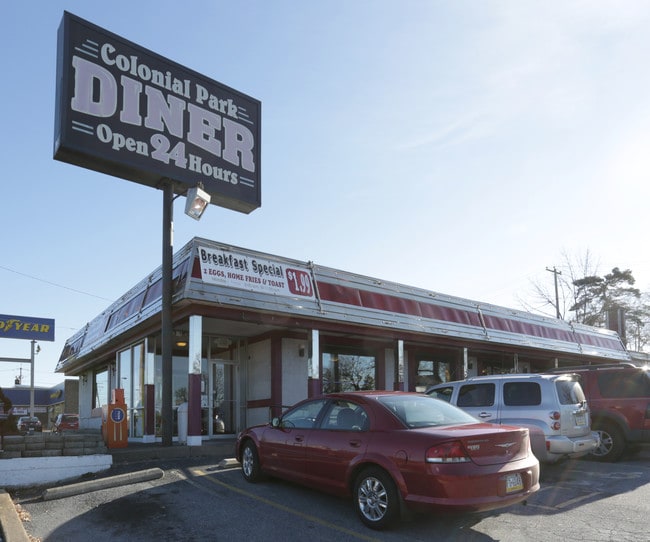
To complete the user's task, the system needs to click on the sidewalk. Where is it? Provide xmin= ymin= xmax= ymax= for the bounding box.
xmin=110 ymin=437 xmax=236 ymax=464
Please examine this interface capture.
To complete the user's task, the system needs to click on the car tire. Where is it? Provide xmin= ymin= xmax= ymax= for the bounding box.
xmin=241 ymin=441 xmax=262 ymax=483
xmin=591 ymin=422 xmax=626 ymax=462
xmin=354 ymin=467 xmax=400 ymax=530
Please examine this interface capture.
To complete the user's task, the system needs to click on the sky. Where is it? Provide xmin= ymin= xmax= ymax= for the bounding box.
xmin=2 ymin=1 xmax=650 ymax=388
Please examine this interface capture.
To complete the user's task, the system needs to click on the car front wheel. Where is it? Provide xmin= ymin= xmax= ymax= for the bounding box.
xmin=591 ymin=422 xmax=625 ymax=462
xmin=354 ymin=467 xmax=400 ymax=529
xmin=241 ymin=441 xmax=262 ymax=482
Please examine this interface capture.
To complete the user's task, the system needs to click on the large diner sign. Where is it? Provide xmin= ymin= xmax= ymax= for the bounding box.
xmin=54 ymin=12 xmax=261 ymax=214
xmin=0 ymin=314 xmax=55 ymax=342
xmin=198 ymin=246 xmax=315 ymax=299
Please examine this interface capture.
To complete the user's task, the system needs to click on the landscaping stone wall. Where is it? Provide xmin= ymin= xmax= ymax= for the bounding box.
xmin=0 ymin=431 xmax=107 ymax=459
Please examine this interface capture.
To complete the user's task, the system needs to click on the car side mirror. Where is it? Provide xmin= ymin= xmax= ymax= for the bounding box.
xmin=271 ymin=417 xmax=281 ymax=428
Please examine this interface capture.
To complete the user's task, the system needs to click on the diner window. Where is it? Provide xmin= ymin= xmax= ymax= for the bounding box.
xmin=322 ymin=353 xmax=375 ymax=393
xmin=117 ymin=342 xmax=146 ymax=437
xmin=118 ymin=349 xmax=132 ymax=409
xmin=416 ymin=360 xmax=450 ymax=392
xmin=94 ymin=368 xmax=109 ymax=409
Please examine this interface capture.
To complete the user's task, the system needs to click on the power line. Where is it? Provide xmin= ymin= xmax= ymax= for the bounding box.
xmin=0 ymin=264 xmax=113 ymax=302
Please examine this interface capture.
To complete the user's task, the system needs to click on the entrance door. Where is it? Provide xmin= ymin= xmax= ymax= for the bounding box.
xmin=209 ymin=360 xmax=238 ymax=436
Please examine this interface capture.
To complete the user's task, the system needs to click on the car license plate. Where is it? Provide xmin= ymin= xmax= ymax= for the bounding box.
xmin=575 ymin=412 xmax=586 ymax=426
xmin=505 ymin=473 xmax=523 ymax=493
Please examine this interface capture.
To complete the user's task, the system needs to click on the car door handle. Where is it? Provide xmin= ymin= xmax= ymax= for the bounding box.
xmin=349 ymin=440 xmax=362 ymax=448
xmin=478 ymin=412 xmax=492 ymax=418
xmin=294 ymin=436 xmax=304 ymax=443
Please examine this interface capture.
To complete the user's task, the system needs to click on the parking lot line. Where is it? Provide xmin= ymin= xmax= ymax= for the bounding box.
xmin=189 ymin=467 xmax=381 ymax=542
xmin=525 ymin=483 xmax=602 ymax=512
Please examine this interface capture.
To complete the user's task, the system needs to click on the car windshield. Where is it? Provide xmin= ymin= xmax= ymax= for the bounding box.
xmin=378 ymin=394 xmax=478 ymax=428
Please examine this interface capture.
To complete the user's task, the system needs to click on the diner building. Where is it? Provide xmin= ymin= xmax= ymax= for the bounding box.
xmin=55 ymin=237 xmax=630 ymax=445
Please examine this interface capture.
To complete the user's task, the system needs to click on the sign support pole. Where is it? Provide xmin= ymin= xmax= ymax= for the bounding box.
xmin=30 ymin=340 xmax=35 ymax=418
xmin=161 ymin=180 xmax=174 ymax=446
xmin=0 ymin=344 xmax=37 ymax=418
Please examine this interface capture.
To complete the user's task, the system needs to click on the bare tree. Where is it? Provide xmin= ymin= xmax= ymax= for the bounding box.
xmin=521 ymin=250 xmax=650 ymax=351
xmin=518 ymin=249 xmax=600 ymax=320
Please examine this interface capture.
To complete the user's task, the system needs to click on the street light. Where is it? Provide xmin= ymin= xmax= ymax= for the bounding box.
xmin=184 ymin=184 xmax=211 ymax=221
xmin=161 ymin=181 xmax=210 ymax=446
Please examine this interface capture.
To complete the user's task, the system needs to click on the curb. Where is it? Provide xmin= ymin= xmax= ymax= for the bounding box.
xmin=0 ymin=490 xmax=29 ymax=542
xmin=41 ymin=467 xmax=165 ymax=501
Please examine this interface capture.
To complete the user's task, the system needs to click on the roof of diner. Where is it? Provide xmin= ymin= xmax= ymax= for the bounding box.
xmin=56 ymin=237 xmax=630 ymax=373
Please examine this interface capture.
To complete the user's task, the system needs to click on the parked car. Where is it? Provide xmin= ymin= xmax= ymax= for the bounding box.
xmin=426 ymin=373 xmax=599 ymax=463
xmin=53 ymin=413 xmax=79 ymax=433
xmin=17 ymin=416 xmax=42 ymax=434
xmin=546 ymin=363 xmax=650 ymax=461
xmin=236 ymin=391 xmax=539 ymax=529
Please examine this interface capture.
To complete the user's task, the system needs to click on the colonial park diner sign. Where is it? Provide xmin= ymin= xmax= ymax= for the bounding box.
xmin=54 ymin=12 xmax=261 ymax=214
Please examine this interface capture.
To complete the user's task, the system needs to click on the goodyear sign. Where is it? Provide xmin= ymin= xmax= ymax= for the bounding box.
xmin=0 ymin=314 xmax=55 ymax=342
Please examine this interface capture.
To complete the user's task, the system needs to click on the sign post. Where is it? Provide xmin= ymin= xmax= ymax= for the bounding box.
xmin=0 ymin=340 xmax=39 ymax=418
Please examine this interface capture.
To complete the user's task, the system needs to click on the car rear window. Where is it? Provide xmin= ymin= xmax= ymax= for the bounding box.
xmin=555 ymin=379 xmax=586 ymax=405
xmin=503 ymin=382 xmax=541 ymax=406
xmin=378 ymin=394 xmax=477 ymax=428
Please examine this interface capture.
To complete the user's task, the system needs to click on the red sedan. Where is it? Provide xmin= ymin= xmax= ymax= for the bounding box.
xmin=235 ymin=391 xmax=540 ymax=529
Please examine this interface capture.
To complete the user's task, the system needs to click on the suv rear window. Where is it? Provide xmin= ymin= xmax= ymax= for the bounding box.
xmin=597 ymin=371 xmax=650 ymax=398
xmin=555 ymin=379 xmax=586 ymax=405
xmin=503 ymin=382 xmax=541 ymax=406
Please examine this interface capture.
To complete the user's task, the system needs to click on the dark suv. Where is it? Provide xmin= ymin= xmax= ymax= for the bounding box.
xmin=547 ymin=363 xmax=650 ymax=461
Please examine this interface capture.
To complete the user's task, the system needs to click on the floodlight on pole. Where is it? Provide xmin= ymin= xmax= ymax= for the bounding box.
xmin=184 ymin=184 xmax=211 ymax=220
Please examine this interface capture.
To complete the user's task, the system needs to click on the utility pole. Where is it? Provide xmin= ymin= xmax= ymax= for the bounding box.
xmin=546 ymin=266 xmax=562 ymax=319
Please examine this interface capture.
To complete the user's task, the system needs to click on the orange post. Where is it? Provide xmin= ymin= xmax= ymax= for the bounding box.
xmin=103 ymin=388 xmax=128 ymax=448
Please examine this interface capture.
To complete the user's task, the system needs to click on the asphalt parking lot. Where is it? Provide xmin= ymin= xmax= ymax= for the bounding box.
xmin=5 ymin=446 xmax=650 ymax=542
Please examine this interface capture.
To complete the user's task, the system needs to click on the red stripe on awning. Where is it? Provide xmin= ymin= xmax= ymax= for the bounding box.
xmin=317 ymin=281 xmax=625 ymax=352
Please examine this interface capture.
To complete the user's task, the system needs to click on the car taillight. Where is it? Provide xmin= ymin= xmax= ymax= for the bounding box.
xmin=549 ymin=411 xmax=561 ymax=431
xmin=426 ymin=441 xmax=471 ymax=463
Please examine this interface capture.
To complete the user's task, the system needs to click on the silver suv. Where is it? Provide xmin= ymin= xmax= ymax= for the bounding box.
xmin=426 ymin=374 xmax=599 ymax=463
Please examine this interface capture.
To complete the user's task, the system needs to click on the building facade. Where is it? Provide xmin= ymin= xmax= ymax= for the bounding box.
xmin=56 ymin=238 xmax=630 ymax=444
xmin=1 ymin=380 xmax=77 ymax=430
